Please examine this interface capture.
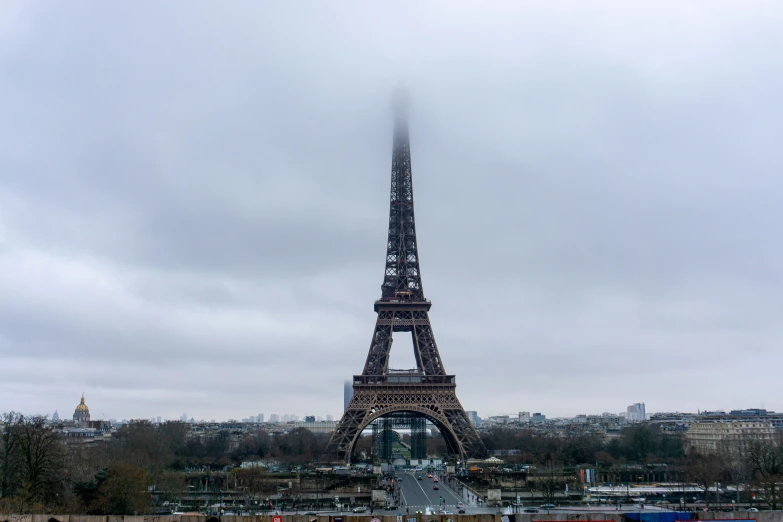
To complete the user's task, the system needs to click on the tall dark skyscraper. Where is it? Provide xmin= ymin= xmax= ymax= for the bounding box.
xmin=343 ymin=380 xmax=353 ymax=411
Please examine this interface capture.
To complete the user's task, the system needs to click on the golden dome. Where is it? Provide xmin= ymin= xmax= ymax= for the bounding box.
xmin=75 ymin=393 xmax=89 ymax=412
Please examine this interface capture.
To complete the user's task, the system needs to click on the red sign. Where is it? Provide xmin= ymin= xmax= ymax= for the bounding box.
xmin=273 ymin=516 xmax=283 ymax=522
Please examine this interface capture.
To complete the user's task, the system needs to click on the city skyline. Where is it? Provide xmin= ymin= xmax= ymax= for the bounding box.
xmin=3 ymin=2 xmax=783 ymax=419
xmin=33 ymin=392 xmax=772 ymax=423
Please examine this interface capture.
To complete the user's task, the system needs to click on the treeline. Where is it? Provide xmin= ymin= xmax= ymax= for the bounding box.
xmin=104 ymin=420 xmax=329 ymax=470
xmin=0 ymin=414 xmax=329 ymax=515
xmin=682 ymin=438 xmax=783 ymax=510
xmin=481 ymin=424 xmax=685 ymax=465
xmin=4 ymin=412 xmax=783 ymax=514
xmin=482 ymin=424 xmax=783 ymax=510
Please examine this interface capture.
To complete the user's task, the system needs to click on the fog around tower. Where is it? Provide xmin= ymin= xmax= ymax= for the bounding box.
xmin=1 ymin=2 xmax=782 ymax=419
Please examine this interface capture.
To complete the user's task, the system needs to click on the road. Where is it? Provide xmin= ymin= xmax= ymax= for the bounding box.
xmin=397 ymin=471 xmax=464 ymax=513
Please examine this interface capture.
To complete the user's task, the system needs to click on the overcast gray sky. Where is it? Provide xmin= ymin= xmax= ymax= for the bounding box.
xmin=2 ymin=2 xmax=782 ymax=422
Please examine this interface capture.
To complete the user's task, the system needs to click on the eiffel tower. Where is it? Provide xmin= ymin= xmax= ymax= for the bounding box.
xmin=326 ymin=95 xmax=487 ymax=463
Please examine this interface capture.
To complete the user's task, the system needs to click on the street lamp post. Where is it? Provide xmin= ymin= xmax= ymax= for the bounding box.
xmin=716 ymin=483 xmax=720 ymax=511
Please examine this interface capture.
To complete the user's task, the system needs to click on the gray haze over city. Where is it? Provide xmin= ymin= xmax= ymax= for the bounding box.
xmin=1 ymin=2 xmax=782 ymax=421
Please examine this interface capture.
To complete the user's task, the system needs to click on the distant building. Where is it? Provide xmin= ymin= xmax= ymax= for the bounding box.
xmin=52 ymin=410 xmax=60 ymax=422
xmin=344 ymin=380 xmax=354 ymax=411
xmin=258 ymin=413 xmax=264 ymax=423
xmin=518 ymin=411 xmax=530 ymax=423
xmin=729 ymin=408 xmax=769 ymax=416
xmin=73 ymin=394 xmax=90 ymax=425
xmin=292 ymin=420 xmax=337 ymax=433
xmin=466 ymin=411 xmax=480 ymax=426
xmin=627 ymin=403 xmax=646 ymax=423
xmin=686 ymin=421 xmax=776 ymax=454
xmin=304 ymin=415 xmax=316 ymax=422
xmin=326 ymin=414 xmax=334 ymax=422
xmin=269 ymin=414 xmax=280 ymax=423
xmin=531 ymin=412 xmax=545 ymax=423
xmin=60 ymin=427 xmax=98 ymax=443
xmin=487 ymin=415 xmax=510 ymax=425
xmin=699 ymin=409 xmax=783 ymax=431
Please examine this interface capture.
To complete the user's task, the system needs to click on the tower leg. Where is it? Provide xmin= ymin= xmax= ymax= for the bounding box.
xmin=325 ymin=386 xmax=487 ymax=463
xmin=411 ymin=417 xmax=426 ymax=460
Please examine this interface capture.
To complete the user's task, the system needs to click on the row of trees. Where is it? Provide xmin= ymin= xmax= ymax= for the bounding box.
xmin=0 ymin=414 xmax=330 ymax=515
xmin=3 ymin=413 xmax=783 ymax=514
xmin=685 ymin=438 xmax=783 ymax=510
xmin=481 ymin=424 xmax=685 ymax=465
xmin=483 ymin=424 xmax=783 ymax=510
xmin=102 ymin=421 xmax=329 ymax=471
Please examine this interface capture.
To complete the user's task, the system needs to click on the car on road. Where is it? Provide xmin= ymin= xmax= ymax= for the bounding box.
xmin=433 ymin=485 xmax=439 ymax=490
xmin=417 ymin=476 xmax=423 ymax=480
xmin=747 ymin=508 xmax=759 ymax=512
xmin=458 ymin=508 xmax=466 ymax=514
xmin=433 ymin=477 xmax=439 ymax=482
xmin=352 ymin=507 xmax=367 ymax=513
xmin=524 ymin=507 xmax=539 ymax=513
xmin=540 ymin=503 xmax=556 ymax=509
xmin=428 ymin=473 xmax=433 ymax=478
xmin=303 ymin=512 xmax=317 ymax=516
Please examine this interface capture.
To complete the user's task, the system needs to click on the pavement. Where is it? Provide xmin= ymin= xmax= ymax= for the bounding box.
xmin=396 ymin=471 xmax=466 ymax=514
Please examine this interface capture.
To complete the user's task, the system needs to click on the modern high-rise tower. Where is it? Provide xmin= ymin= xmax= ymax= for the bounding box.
xmin=343 ymin=380 xmax=354 ymax=411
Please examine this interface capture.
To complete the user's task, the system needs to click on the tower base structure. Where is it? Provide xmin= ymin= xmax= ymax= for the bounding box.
xmin=329 ymin=374 xmax=485 ymax=463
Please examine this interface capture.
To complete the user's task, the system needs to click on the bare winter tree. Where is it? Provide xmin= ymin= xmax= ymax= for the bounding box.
xmin=685 ymin=452 xmax=725 ymax=509
xmin=717 ymin=439 xmax=752 ymax=506
xmin=0 ymin=414 xmax=67 ymax=512
xmin=533 ymin=459 xmax=562 ymax=506
xmin=747 ymin=436 xmax=783 ymax=510
xmin=0 ymin=412 xmax=24 ymax=500
xmin=16 ymin=415 xmax=67 ymax=507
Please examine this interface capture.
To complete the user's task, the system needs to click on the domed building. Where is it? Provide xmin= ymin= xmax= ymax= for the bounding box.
xmin=73 ymin=394 xmax=90 ymax=425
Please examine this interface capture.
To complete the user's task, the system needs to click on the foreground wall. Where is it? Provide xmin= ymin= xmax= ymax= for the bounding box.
xmin=1 ymin=512 xmax=781 ymax=522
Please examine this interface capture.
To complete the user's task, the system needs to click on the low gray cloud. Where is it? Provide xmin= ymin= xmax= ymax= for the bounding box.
xmin=2 ymin=1 xmax=782 ymax=421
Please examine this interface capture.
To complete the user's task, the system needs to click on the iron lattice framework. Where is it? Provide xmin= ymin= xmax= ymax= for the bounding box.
xmin=375 ymin=417 xmax=395 ymax=461
xmin=326 ymin=101 xmax=487 ymax=463
xmin=369 ymin=413 xmax=426 ymax=462
xmin=410 ymin=417 xmax=426 ymax=460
